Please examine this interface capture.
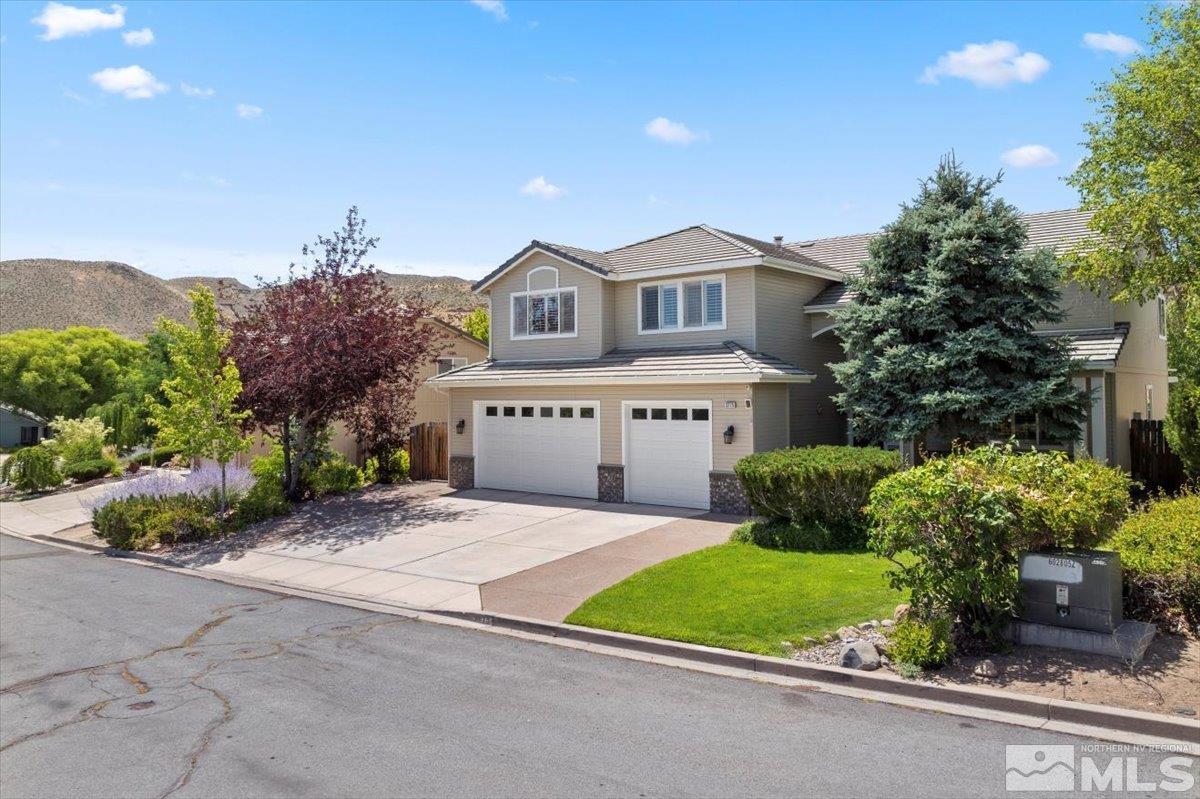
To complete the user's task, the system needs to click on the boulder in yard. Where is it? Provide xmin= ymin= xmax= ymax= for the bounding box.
xmin=839 ymin=641 xmax=881 ymax=671
xmin=973 ymin=659 xmax=1001 ymax=679
xmin=836 ymin=626 xmax=859 ymax=641
xmin=894 ymin=603 xmax=910 ymax=621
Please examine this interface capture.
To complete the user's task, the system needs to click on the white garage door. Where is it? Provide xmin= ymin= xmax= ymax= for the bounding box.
xmin=625 ymin=402 xmax=711 ymax=509
xmin=475 ymin=401 xmax=599 ymax=499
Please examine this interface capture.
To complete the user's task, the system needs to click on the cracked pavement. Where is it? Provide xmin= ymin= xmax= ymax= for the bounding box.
xmin=1 ymin=534 xmax=1190 ymax=798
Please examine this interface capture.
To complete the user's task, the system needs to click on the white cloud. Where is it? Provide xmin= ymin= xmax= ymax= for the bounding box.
xmin=236 ymin=103 xmax=263 ymax=119
xmin=32 ymin=2 xmax=125 ymax=41
xmin=182 ymin=171 xmax=231 ymax=188
xmin=519 ymin=176 xmax=564 ymax=200
xmin=470 ymin=0 xmax=507 ymax=21
xmin=180 ymin=82 xmax=215 ymax=98
xmin=62 ymin=86 xmax=89 ymax=103
xmin=122 ymin=27 xmax=153 ymax=46
xmin=1001 ymin=144 xmax=1060 ymax=168
xmin=1083 ymin=32 xmax=1141 ymax=57
xmin=545 ymin=74 xmax=577 ymax=84
xmin=89 ymin=65 xmax=167 ymax=99
xmin=644 ymin=116 xmax=707 ymax=145
xmin=920 ymin=40 xmax=1050 ymax=88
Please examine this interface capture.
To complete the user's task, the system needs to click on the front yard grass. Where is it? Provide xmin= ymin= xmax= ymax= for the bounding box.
xmin=564 ymin=541 xmax=907 ymax=657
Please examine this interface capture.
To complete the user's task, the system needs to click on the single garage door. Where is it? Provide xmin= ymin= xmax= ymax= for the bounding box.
xmin=625 ymin=402 xmax=711 ymax=509
xmin=475 ymin=401 xmax=599 ymax=499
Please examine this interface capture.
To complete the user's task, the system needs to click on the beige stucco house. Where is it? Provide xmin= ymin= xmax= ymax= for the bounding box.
xmin=429 ymin=210 xmax=1168 ymax=513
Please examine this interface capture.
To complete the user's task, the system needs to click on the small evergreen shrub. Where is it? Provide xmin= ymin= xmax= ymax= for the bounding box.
xmin=1107 ymin=489 xmax=1200 ymax=630
xmin=734 ymin=446 xmax=901 ymax=549
xmin=1 ymin=446 xmax=62 ymax=491
xmin=129 ymin=447 xmax=182 ymax=467
xmin=62 ymin=457 xmax=119 ymax=482
xmin=888 ymin=617 xmax=953 ymax=669
xmin=730 ymin=519 xmax=834 ymax=551
xmin=311 ymin=456 xmax=364 ymax=497
xmin=93 ymin=494 xmax=218 ymax=550
xmin=365 ymin=449 xmax=410 ymax=484
xmin=866 ymin=446 xmax=1131 ymax=647
xmin=235 ymin=479 xmax=291 ymax=525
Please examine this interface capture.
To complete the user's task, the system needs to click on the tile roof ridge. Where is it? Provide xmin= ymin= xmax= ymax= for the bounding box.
xmin=723 ymin=340 xmax=763 ymax=373
xmin=700 ymin=226 xmax=764 ymax=257
xmin=601 ymin=224 xmax=709 ymax=255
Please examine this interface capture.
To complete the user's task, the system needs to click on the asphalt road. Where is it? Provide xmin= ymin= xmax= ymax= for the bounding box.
xmin=0 ymin=534 xmax=1193 ymax=799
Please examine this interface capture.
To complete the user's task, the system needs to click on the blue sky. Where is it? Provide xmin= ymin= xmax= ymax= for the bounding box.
xmin=0 ymin=1 xmax=1152 ymax=283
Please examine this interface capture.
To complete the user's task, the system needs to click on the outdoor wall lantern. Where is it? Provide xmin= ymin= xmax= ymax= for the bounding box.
xmin=723 ymin=425 xmax=735 ymax=445
xmin=455 ymin=419 xmax=466 ymax=435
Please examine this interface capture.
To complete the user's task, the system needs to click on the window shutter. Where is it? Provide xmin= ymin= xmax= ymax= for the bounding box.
xmin=513 ymin=295 xmax=528 ymax=336
xmin=683 ymin=282 xmax=703 ymax=327
xmin=561 ymin=290 xmax=575 ymax=333
xmin=704 ymin=281 xmax=723 ymax=324
xmin=661 ymin=285 xmax=679 ymax=328
xmin=641 ymin=285 xmax=660 ymax=330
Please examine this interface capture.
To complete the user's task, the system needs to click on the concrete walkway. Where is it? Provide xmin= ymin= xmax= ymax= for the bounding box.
xmin=0 ymin=482 xmax=111 ymax=537
xmin=479 ymin=514 xmax=738 ymax=621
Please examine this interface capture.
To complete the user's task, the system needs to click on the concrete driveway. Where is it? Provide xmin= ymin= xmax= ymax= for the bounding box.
xmin=186 ymin=488 xmax=709 ymax=612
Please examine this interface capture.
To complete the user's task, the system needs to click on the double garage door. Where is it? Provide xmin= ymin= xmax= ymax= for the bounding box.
xmin=474 ymin=400 xmax=712 ymax=509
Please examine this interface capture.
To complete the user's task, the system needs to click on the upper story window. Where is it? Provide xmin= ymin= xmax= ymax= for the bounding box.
xmin=638 ymin=276 xmax=724 ymax=334
xmin=511 ymin=288 xmax=577 ymax=339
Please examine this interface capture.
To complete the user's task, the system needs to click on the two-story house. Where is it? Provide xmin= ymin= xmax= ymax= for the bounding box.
xmin=429 ymin=210 xmax=1168 ymax=513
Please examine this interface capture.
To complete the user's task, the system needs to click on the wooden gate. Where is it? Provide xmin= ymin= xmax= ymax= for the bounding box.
xmin=407 ymin=421 xmax=448 ymax=481
xmin=1129 ymin=419 xmax=1184 ymax=493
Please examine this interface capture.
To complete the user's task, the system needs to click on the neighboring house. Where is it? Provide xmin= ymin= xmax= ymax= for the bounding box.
xmin=0 ymin=403 xmax=50 ymax=448
xmin=428 ymin=210 xmax=1168 ymax=513
xmin=328 ymin=317 xmax=489 ymax=464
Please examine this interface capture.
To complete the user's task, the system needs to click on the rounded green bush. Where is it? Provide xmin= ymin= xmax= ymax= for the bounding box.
xmin=866 ymin=445 xmax=1132 ymax=646
xmin=93 ymin=494 xmax=219 ymax=551
xmin=311 ymin=457 xmax=364 ymax=498
xmin=1107 ymin=489 xmax=1200 ymax=630
xmin=129 ymin=447 xmax=182 ymax=467
xmin=1 ymin=446 xmax=63 ymax=492
xmin=62 ymin=457 xmax=118 ymax=482
xmin=888 ymin=617 xmax=953 ymax=669
xmin=734 ymin=446 xmax=901 ymax=549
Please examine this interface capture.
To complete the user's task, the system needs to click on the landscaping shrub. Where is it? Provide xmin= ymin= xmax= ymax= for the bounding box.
xmin=93 ymin=494 xmax=218 ymax=550
xmin=62 ymin=457 xmax=119 ymax=482
xmin=0 ymin=446 xmax=62 ymax=491
xmin=1107 ymin=489 xmax=1200 ymax=631
xmin=311 ymin=456 xmax=364 ymax=497
xmin=888 ymin=617 xmax=954 ymax=669
xmin=235 ymin=478 xmax=291 ymax=525
xmin=730 ymin=519 xmax=834 ymax=551
xmin=734 ymin=446 xmax=901 ymax=549
xmin=45 ymin=416 xmax=109 ymax=467
xmin=365 ymin=448 xmax=410 ymax=484
xmin=866 ymin=445 xmax=1131 ymax=647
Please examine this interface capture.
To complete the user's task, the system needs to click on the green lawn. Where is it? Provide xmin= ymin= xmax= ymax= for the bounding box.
xmin=564 ymin=541 xmax=907 ymax=656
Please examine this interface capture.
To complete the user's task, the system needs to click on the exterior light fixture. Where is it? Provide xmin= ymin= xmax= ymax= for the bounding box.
xmin=455 ymin=419 xmax=466 ymax=435
xmin=723 ymin=425 xmax=735 ymax=445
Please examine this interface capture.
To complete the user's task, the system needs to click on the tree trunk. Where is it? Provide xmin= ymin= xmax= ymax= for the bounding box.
xmin=376 ymin=446 xmax=394 ymax=484
xmin=281 ymin=417 xmax=294 ymax=499
xmin=219 ymin=461 xmax=228 ymax=513
xmin=285 ymin=418 xmax=308 ymax=502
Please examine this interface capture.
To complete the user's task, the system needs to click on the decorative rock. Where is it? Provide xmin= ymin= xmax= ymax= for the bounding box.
xmin=836 ymin=626 xmax=859 ymax=641
xmin=858 ymin=621 xmax=876 ymax=631
xmin=881 ymin=619 xmax=895 ymax=629
xmin=873 ymin=642 xmax=888 ymax=656
xmin=894 ymin=603 xmax=910 ymax=621
xmin=822 ymin=634 xmax=834 ymax=644
xmin=839 ymin=641 xmax=880 ymax=671
xmin=973 ymin=659 xmax=1000 ymax=679
xmin=803 ymin=636 xmax=819 ymax=647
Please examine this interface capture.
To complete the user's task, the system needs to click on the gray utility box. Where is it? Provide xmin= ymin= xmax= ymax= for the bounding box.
xmin=1018 ymin=550 xmax=1123 ymax=633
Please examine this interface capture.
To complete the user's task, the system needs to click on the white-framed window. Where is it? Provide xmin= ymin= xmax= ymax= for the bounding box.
xmin=510 ymin=287 xmax=577 ymax=339
xmin=637 ymin=275 xmax=725 ymax=334
xmin=436 ymin=356 xmax=468 ymax=375
xmin=1157 ymin=295 xmax=1167 ymax=339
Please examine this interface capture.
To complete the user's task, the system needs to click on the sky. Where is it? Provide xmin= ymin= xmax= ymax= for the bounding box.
xmin=0 ymin=1 xmax=1154 ymax=284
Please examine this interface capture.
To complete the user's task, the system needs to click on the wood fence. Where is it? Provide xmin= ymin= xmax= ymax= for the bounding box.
xmin=1129 ymin=419 xmax=1185 ymax=494
xmin=407 ymin=421 xmax=448 ymax=481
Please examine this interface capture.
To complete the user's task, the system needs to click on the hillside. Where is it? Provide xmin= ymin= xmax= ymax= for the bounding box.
xmin=1 ymin=259 xmax=484 ymax=339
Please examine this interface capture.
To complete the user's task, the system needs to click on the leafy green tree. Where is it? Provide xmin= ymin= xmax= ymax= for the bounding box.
xmin=1065 ymin=2 xmax=1199 ymax=304
xmin=831 ymin=156 xmax=1089 ymax=448
xmin=0 ymin=327 xmax=146 ymax=419
xmin=148 ymin=286 xmax=250 ymax=510
xmin=1165 ymin=290 xmax=1200 ymax=474
xmin=89 ymin=329 xmax=177 ymax=449
xmin=462 ymin=307 xmax=489 ymax=344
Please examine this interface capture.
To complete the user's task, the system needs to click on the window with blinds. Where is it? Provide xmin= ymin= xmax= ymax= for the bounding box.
xmin=638 ymin=276 xmax=725 ymax=333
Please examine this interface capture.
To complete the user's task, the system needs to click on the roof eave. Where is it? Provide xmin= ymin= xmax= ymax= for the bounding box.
xmin=426 ymin=372 xmax=815 ymax=388
xmin=473 ymin=243 xmax=610 ymax=293
xmin=760 ymin=255 xmax=846 ymax=282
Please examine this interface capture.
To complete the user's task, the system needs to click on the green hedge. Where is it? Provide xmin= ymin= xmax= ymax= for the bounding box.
xmin=311 ymin=456 xmax=364 ymax=497
xmin=1107 ymin=490 xmax=1200 ymax=631
xmin=128 ymin=447 xmax=181 ymax=467
xmin=62 ymin=457 xmax=118 ymax=482
xmin=93 ymin=494 xmax=218 ymax=551
xmin=734 ymin=446 xmax=901 ymax=549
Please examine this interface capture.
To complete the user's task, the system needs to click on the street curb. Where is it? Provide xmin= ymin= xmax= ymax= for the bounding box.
xmin=431 ymin=609 xmax=1200 ymax=747
xmin=5 ymin=528 xmax=1198 ymax=749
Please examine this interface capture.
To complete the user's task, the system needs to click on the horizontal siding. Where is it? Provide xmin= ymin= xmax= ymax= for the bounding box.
xmin=614 ymin=268 xmax=755 ymax=350
xmin=753 ymin=384 xmax=789 ymax=452
xmin=1035 ymin=282 xmax=1113 ymax=331
xmin=490 ymin=252 xmax=604 ymax=361
xmin=790 ymin=329 xmax=846 ymax=446
xmin=754 ymin=267 xmax=830 ymax=365
xmin=448 ymin=384 xmax=755 ymax=471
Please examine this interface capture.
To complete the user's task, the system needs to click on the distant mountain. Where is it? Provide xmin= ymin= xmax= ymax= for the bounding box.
xmin=1 ymin=259 xmax=484 ymax=339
